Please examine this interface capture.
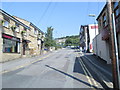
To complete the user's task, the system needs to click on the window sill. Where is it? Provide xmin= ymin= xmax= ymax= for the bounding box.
xmin=3 ymin=26 xmax=10 ymax=29
xmin=3 ymin=52 xmax=21 ymax=54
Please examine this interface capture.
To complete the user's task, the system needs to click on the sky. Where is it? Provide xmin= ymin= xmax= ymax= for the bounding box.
xmin=1 ymin=2 xmax=106 ymax=38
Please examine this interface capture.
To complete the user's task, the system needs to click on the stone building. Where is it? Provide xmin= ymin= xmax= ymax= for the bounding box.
xmin=0 ymin=9 xmax=44 ymax=62
xmin=13 ymin=16 xmax=44 ymax=56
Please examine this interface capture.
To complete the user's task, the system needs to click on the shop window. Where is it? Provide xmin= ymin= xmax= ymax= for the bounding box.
xmin=3 ymin=38 xmax=20 ymax=53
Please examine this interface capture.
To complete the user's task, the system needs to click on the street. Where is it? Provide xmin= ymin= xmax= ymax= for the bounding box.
xmin=1 ymin=48 xmax=104 ymax=89
xmin=1 ymin=1 xmax=120 ymax=89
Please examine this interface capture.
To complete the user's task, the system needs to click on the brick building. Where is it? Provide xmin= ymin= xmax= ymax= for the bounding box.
xmin=93 ymin=1 xmax=120 ymax=64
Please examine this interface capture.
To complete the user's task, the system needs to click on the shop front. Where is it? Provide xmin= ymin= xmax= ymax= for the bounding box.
xmin=2 ymin=33 xmax=21 ymax=62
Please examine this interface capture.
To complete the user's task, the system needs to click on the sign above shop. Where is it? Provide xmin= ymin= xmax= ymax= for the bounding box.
xmin=2 ymin=33 xmax=20 ymax=42
xmin=2 ymin=34 xmax=12 ymax=39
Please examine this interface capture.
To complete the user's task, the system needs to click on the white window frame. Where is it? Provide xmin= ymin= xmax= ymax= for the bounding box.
xmin=3 ymin=20 xmax=9 ymax=28
xmin=15 ymin=23 xmax=20 ymax=33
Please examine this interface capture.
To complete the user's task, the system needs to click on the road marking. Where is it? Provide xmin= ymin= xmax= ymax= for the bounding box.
xmin=79 ymin=59 xmax=93 ymax=88
xmin=0 ymin=54 xmax=51 ymax=74
xmin=80 ymin=59 xmax=98 ymax=87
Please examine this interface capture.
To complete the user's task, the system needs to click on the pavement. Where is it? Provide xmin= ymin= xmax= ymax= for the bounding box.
xmin=79 ymin=53 xmax=113 ymax=89
xmin=0 ymin=50 xmax=53 ymax=74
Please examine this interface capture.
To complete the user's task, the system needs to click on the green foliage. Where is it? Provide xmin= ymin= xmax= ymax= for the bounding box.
xmin=65 ymin=35 xmax=80 ymax=46
xmin=21 ymin=30 xmax=26 ymax=35
xmin=11 ymin=25 xmax=17 ymax=31
xmin=44 ymin=26 xmax=56 ymax=48
xmin=0 ymin=20 xmax=4 ymax=25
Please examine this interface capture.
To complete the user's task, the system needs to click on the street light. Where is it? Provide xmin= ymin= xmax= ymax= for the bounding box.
xmin=88 ymin=14 xmax=97 ymax=54
xmin=89 ymin=14 xmax=96 ymax=17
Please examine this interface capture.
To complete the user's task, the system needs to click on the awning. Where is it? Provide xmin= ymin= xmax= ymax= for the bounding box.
xmin=22 ymin=39 xmax=31 ymax=43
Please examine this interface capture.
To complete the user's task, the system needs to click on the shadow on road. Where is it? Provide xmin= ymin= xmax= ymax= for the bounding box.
xmin=76 ymin=55 xmax=111 ymax=89
xmin=45 ymin=65 xmax=98 ymax=89
xmin=73 ymin=57 xmax=104 ymax=87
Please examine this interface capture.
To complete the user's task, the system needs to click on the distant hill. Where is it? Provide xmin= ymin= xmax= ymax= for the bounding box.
xmin=56 ymin=35 xmax=79 ymax=40
xmin=55 ymin=35 xmax=80 ymax=47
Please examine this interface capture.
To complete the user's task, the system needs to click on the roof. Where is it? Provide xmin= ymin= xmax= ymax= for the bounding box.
xmin=0 ymin=9 xmax=30 ymax=30
xmin=96 ymin=4 xmax=107 ymax=20
xmin=13 ymin=16 xmax=30 ymax=23
xmin=30 ymin=23 xmax=44 ymax=34
xmin=13 ymin=16 xmax=44 ymax=34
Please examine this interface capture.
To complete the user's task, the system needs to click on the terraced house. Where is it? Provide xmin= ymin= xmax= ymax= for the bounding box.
xmin=93 ymin=1 xmax=120 ymax=64
xmin=0 ymin=9 xmax=44 ymax=62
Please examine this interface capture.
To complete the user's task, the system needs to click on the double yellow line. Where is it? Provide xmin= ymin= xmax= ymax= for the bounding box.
xmin=79 ymin=58 xmax=98 ymax=89
xmin=0 ymin=54 xmax=51 ymax=74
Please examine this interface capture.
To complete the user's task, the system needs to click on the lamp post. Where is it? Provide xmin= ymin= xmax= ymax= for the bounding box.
xmin=89 ymin=14 xmax=98 ymax=55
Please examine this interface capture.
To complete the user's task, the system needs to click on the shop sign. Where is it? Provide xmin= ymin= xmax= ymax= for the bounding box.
xmin=91 ymin=26 xmax=98 ymax=29
xmin=2 ymin=34 xmax=12 ymax=39
xmin=2 ymin=33 xmax=20 ymax=42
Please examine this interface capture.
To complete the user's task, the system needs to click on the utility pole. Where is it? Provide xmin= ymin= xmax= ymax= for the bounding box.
xmin=107 ymin=0 xmax=120 ymax=89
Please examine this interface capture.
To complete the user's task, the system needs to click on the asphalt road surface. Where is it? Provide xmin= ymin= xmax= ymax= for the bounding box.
xmin=1 ymin=48 xmax=103 ymax=89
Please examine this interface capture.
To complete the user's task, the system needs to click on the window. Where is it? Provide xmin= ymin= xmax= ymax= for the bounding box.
xmin=113 ymin=2 xmax=119 ymax=9
xmin=115 ymin=8 xmax=119 ymax=16
xmin=98 ymin=19 xmax=101 ymax=27
xmin=23 ymin=27 xmax=27 ymax=36
xmin=3 ymin=21 xmax=9 ymax=28
xmin=3 ymin=38 xmax=20 ymax=53
xmin=24 ymin=27 xmax=27 ymax=31
xmin=113 ymin=2 xmax=120 ymax=17
xmin=34 ymin=29 xmax=37 ymax=35
xmin=103 ymin=14 xmax=107 ymax=27
xmin=103 ymin=14 xmax=106 ymax=21
xmin=3 ymin=16 xmax=10 ymax=28
xmin=15 ymin=23 xmax=20 ymax=32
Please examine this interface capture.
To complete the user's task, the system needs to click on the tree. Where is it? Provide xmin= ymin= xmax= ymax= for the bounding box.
xmin=44 ymin=26 xmax=56 ymax=49
xmin=65 ymin=38 xmax=72 ymax=46
xmin=65 ymin=35 xmax=80 ymax=47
